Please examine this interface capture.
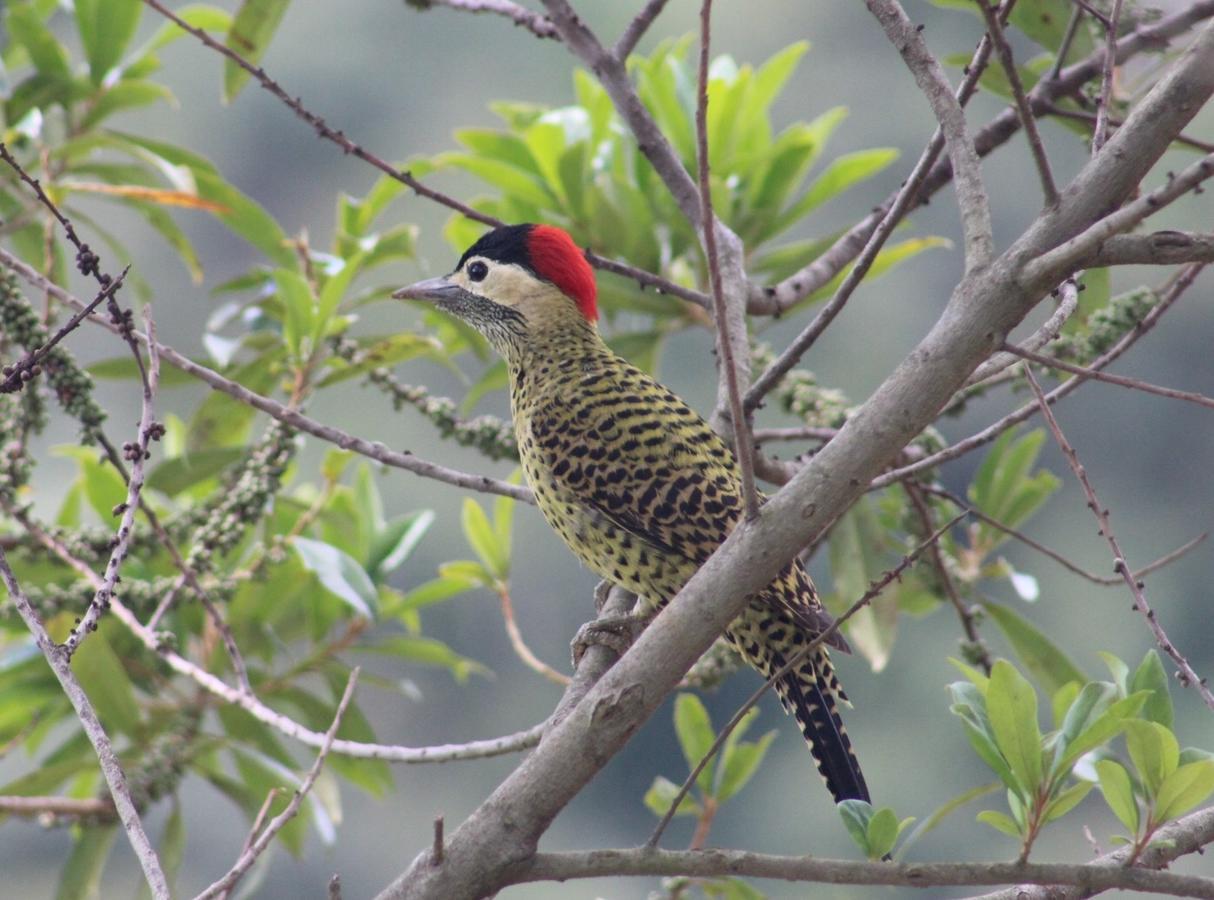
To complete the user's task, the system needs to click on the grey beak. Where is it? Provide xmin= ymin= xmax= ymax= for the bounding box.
xmin=392 ymin=275 xmax=460 ymax=302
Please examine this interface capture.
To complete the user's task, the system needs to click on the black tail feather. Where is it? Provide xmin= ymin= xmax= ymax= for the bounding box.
xmin=778 ymin=664 xmax=871 ymax=804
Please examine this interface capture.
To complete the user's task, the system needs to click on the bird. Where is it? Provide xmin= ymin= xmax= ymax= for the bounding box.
xmin=394 ymin=223 xmax=871 ymax=805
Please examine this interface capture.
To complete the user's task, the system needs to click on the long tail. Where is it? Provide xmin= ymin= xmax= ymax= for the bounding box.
xmin=774 ymin=652 xmax=871 ymax=804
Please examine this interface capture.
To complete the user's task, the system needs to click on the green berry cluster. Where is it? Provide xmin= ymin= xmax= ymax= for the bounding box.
xmin=1048 ymin=286 xmax=1158 ymax=364
xmin=332 ymin=336 xmax=518 ymax=461
xmin=185 ymin=421 xmax=296 ymax=572
xmin=0 ymin=271 xmax=106 ymax=442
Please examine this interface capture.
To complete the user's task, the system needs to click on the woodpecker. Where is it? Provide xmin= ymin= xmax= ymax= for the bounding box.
xmin=394 ymin=223 xmax=871 ymax=804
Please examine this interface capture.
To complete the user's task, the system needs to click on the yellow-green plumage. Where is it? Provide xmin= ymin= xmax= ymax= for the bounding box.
xmin=396 ymin=223 xmax=870 ymax=804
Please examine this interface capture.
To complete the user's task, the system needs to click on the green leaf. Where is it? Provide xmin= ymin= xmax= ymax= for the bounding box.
xmin=223 ymin=0 xmax=290 ymax=101
xmin=644 ymin=775 xmax=700 ymax=819
xmin=146 ymin=447 xmax=247 ymax=495
xmin=1096 ymin=758 xmax=1138 ymax=834
xmin=7 ymin=5 xmax=72 ymax=80
xmin=865 ymin=806 xmax=901 ymax=859
xmin=1154 ymin=760 xmax=1214 ymax=823
xmin=716 ymin=730 xmax=777 ymax=802
xmin=900 ymin=781 xmax=999 ymax=853
xmin=773 ymin=147 xmax=898 ymax=235
xmin=987 ymin=660 xmax=1043 ymax=794
xmin=362 ymin=636 xmax=488 ymax=682
xmin=1054 ymin=690 xmax=1148 ymax=775
xmin=977 ymin=809 xmax=1022 ymax=837
xmin=55 ymin=445 xmax=127 ymax=523
xmin=1042 ymin=780 xmax=1092 ymax=823
xmin=368 ymin=510 xmax=435 ymax=581
xmin=950 ymin=681 xmax=1016 ymax=789
xmin=293 ymin=537 xmax=378 ymax=618
xmin=76 ymin=0 xmax=141 ymax=83
xmin=79 ymin=81 xmax=174 ymax=131
xmin=276 ymin=268 xmax=316 ymax=359
xmin=1129 ymin=650 xmax=1173 ymax=729
xmin=56 ymin=825 xmax=118 ymax=900
xmin=983 ymin=602 xmax=1084 ymax=697
xmin=673 ymin=693 xmax=717 ymax=794
xmin=1124 ymin=720 xmax=1180 ymax=797
xmin=461 ymin=498 xmax=509 ymax=580
xmin=71 ymin=630 xmax=142 ymax=737
xmin=837 ymin=799 xmax=875 ymax=854
xmin=827 ymin=497 xmax=898 ymax=671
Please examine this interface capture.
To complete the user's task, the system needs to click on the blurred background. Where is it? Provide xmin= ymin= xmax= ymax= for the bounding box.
xmin=2 ymin=1 xmax=1213 ymax=897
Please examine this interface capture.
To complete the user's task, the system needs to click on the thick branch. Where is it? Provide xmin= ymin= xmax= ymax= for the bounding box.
xmin=516 ymin=814 xmax=1214 ymax=895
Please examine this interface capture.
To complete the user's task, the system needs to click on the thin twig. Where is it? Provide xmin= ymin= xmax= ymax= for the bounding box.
xmin=497 ymin=584 xmax=570 ymax=685
xmin=965 ymin=277 xmax=1079 ymax=387
xmin=0 ymin=265 xmax=127 ymax=394
xmin=63 ymin=309 xmax=161 ymax=656
xmin=1027 ymin=152 xmax=1214 ymax=284
xmin=1092 ymin=0 xmax=1126 ymax=153
xmin=874 ymin=263 xmax=1202 ymax=490
xmin=0 ymin=795 xmax=113 ymax=818
xmin=753 ymin=426 xmax=838 ymax=445
xmin=750 ymin=0 xmax=1214 ymax=314
xmin=864 ymin=0 xmax=994 ymax=273
xmin=745 ymin=0 xmax=1015 ymax=408
xmin=1022 ymin=365 xmax=1214 ymax=711
xmin=8 ymin=507 xmax=546 ymax=763
xmin=1045 ymin=104 xmax=1214 ymax=153
xmin=193 ymin=670 xmax=360 ymax=900
xmin=0 ymin=549 xmax=170 ymax=899
xmin=1048 ymin=5 xmax=1085 ymax=80
xmin=0 ymin=249 xmax=534 ymax=504
xmin=614 ymin=0 xmax=671 ymax=59
xmin=412 ymin=0 xmax=558 ymax=39
xmin=904 ymin=483 xmax=991 ymax=672
xmin=647 ymin=512 xmax=966 ymax=848
xmin=695 ymin=0 xmax=758 ymax=520
xmin=924 ymin=485 xmax=1208 ymax=587
xmin=1004 ymin=342 xmax=1214 ymax=411
xmin=139 ymin=0 xmax=703 ymax=310
xmin=974 ymin=0 xmax=1058 ymax=204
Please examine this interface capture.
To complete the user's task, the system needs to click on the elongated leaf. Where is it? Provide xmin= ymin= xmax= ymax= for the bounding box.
xmin=1054 ymin=691 xmax=1148 ymax=774
xmin=674 ymin=693 xmax=717 ymax=794
xmin=293 ymin=537 xmax=378 ymax=619
xmin=1130 ymin=650 xmax=1173 ymax=729
xmin=1043 ymin=780 xmax=1092 ymax=823
xmin=644 ymin=775 xmax=700 ymax=819
xmin=56 ymin=825 xmax=118 ymax=900
xmin=8 ymin=6 xmax=71 ymax=79
xmin=1154 ymin=760 xmax=1214 ymax=822
xmin=1124 ymin=720 xmax=1179 ymax=797
xmin=76 ymin=0 xmax=141 ymax=83
xmin=1096 ymin=758 xmax=1138 ymax=834
xmin=838 ymin=799 xmax=876 ymax=854
xmin=983 ymin=602 xmax=1084 ymax=697
xmin=716 ymin=730 xmax=777 ymax=802
xmin=461 ymin=498 xmax=509 ymax=580
xmin=368 ymin=510 xmax=435 ymax=580
xmin=987 ymin=661 xmax=1043 ymax=794
xmin=977 ymin=809 xmax=1022 ymax=836
xmin=223 ymin=0 xmax=290 ymax=101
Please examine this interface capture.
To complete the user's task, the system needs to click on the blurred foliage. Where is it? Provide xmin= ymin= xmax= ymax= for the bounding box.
xmin=0 ymin=0 xmax=1209 ymax=896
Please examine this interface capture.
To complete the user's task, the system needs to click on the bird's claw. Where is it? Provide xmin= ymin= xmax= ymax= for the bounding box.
xmin=571 ymin=612 xmax=647 ymax=667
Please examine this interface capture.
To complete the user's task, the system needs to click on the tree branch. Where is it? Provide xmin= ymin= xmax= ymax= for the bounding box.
xmin=193 ymin=670 xmax=360 ymax=900
xmin=1022 ymin=364 xmax=1214 ymax=711
xmin=514 ymin=807 xmax=1214 ymax=894
xmin=408 ymin=0 xmax=559 ymax=40
xmin=864 ymin=0 xmax=994 ymax=272
xmin=0 ymin=249 xmax=533 ymax=504
xmin=613 ymin=0 xmax=671 ymax=60
xmin=0 ymin=549 xmax=169 ymax=899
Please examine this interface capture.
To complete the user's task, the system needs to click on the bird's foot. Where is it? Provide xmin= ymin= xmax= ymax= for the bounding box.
xmin=571 ymin=611 xmax=652 ymax=667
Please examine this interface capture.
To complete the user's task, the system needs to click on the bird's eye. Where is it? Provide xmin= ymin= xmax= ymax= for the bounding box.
xmin=467 ymin=260 xmax=489 ymax=282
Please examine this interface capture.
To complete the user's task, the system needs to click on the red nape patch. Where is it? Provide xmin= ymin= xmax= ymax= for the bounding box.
xmin=527 ymin=225 xmax=598 ymax=322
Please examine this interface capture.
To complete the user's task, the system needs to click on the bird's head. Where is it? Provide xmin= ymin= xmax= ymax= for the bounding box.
xmin=394 ymin=223 xmax=597 ymax=357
